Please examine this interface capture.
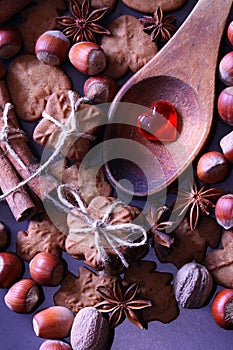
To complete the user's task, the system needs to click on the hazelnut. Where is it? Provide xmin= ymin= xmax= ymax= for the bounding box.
xmin=29 ymin=252 xmax=65 ymax=286
xmin=220 ymin=131 xmax=233 ymax=163
xmin=173 ymin=262 xmax=213 ymax=308
xmin=69 ymin=41 xmax=107 ymax=75
xmin=39 ymin=340 xmax=72 ymax=350
xmin=0 ymin=27 xmax=22 ymax=59
xmin=83 ymin=75 xmax=117 ymax=103
xmin=0 ymin=252 xmax=23 ymax=288
xmin=217 ymin=86 xmax=233 ymax=126
xmin=212 ymin=289 xmax=233 ymax=329
xmin=4 ymin=278 xmax=40 ymax=313
xmin=215 ymin=194 xmax=233 ymax=230
xmin=227 ymin=21 xmax=233 ymax=46
xmin=219 ymin=51 xmax=233 ymax=86
xmin=196 ymin=151 xmax=229 ymax=184
xmin=33 ymin=306 xmax=74 ymax=339
xmin=0 ymin=222 xmax=8 ymax=251
xmin=35 ymin=30 xmax=70 ymax=65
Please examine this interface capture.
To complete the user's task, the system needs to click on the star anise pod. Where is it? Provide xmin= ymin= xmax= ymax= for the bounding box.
xmin=174 ymin=180 xmax=226 ymax=230
xmin=56 ymin=0 xmax=111 ymax=43
xmin=95 ymin=280 xmax=152 ymax=329
xmin=146 ymin=205 xmax=174 ymax=248
xmin=139 ymin=6 xmax=176 ymax=43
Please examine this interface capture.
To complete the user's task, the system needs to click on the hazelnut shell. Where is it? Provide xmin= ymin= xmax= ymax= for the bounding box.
xmin=0 ymin=252 xmax=23 ymax=288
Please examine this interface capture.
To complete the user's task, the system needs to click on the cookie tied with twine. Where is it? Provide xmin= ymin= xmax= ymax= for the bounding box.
xmin=47 ymin=184 xmax=148 ymax=273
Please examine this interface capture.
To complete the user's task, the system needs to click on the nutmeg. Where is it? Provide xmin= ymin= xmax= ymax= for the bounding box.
xmin=220 ymin=131 xmax=233 ymax=163
xmin=0 ymin=27 xmax=22 ymax=59
xmin=69 ymin=42 xmax=107 ymax=75
xmin=33 ymin=306 xmax=74 ymax=339
xmin=39 ymin=340 xmax=72 ymax=350
xmin=173 ymin=262 xmax=213 ymax=308
xmin=29 ymin=252 xmax=65 ymax=286
xmin=0 ymin=251 xmax=23 ymax=288
xmin=4 ymin=278 xmax=40 ymax=313
xmin=83 ymin=75 xmax=117 ymax=103
xmin=197 ymin=151 xmax=229 ymax=184
xmin=217 ymin=87 xmax=233 ymax=126
xmin=70 ymin=307 xmax=110 ymax=350
xmin=35 ymin=30 xmax=70 ymax=65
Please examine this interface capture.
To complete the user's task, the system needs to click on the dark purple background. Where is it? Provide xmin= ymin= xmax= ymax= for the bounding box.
xmin=0 ymin=0 xmax=233 ymax=349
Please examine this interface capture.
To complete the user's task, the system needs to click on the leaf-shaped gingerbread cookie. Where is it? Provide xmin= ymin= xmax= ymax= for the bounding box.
xmin=16 ymin=212 xmax=67 ymax=261
xmin=101 ymin=15 xmax=158 ymax=79
xmin=123 ymin=260 xmax=179 ymax=323
xmin=205 ymin=229 xmax=233 ymax=288
xmin=54 ymin=265 xmax=118 ymax=314
xmin=122 ymin=0 xmax=187 ymax=13
xmin=154 ymin=217 xmax=222 ymax=268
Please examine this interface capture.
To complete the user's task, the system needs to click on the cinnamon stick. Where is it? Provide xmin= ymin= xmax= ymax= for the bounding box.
xmin=0 ymin=147 xmax=37 ymax=221
xmin=0 ymin=80 xmax=55 ymax=200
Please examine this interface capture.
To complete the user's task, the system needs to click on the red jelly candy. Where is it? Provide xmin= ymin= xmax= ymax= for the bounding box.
xmin=137 ymin=100 xmax=178 ymax=142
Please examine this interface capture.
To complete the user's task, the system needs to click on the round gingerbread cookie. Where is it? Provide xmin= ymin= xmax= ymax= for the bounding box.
xmin=7 ymin=55 xmax=72 ymax=121
xmin=122 ymin=0 xmax=187 ymax=13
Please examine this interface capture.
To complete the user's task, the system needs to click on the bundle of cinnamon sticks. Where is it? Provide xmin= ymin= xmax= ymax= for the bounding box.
xmin=0 ymin=81 xmax=55 ymax=221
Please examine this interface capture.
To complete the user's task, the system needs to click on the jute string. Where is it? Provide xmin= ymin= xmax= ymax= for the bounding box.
xmin=0 ymin=103 xmax=28 ymax=170
xmin=47 ymin=184 xmax=148 ymax=268
xmin=0 ymin=91 xmax=92 ymax=201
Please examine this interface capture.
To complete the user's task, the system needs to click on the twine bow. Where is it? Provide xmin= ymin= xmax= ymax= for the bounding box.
xmin=0 ymin=92 xmax=93 ymax=201
xmin=0 ymin=103 xmax=28 ymax=170
xmin=48 ymin=184 xmax=148 ymax=268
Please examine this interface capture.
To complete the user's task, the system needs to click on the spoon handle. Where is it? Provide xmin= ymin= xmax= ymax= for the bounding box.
xmin=121 ymin=0 xmax=232 ymax=98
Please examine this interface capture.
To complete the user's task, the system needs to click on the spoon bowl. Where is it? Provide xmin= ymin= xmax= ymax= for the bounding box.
xmin=104 ymin=0 xmax=232 ymax=197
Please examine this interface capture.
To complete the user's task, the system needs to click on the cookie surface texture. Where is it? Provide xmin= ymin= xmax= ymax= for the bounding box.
xmin=7 ymin=55 xmax=71 ymax=121
xmin=17 ymin=0 xmax=67 ymax=53
xmin=122 ymin=0 xmax=187 ymax=13
xmin=101 ymin=15 xmax=158 ymax=79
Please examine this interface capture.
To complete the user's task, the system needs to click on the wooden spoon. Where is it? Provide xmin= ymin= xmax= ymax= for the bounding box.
xmin=104 ymin=0 xmax=232 ymax=197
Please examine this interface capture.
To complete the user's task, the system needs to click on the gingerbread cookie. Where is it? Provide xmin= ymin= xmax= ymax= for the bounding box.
xmin=66 ymin=195 xmax=148 ymax=273
xmin=122 ymin=0 xmax=187 ymax=13
xmin=7 ymin=55 xmax=71 ymax=121
xmin=124 ymin=260 xmax=179 ymax=323
xmin=101 ymin=15 xmax=158 ymax=79
xmin=54 ymin=265 xmax=119 ymax=314
xmin=154 ymin=217 xmax=222 ymax=268
xmin=205 ymin=229 xmax=233 ymax=288
xmin=17 ymin=0 xmax=67 ymax=53
xmin=77 ymin=0 xmax=117 ymax=12
xmin=33 ymin=90 xmax=106 ymax=160
xmin=16 ymin=212 xmax=67 ymax=261
xmin=49 ymin=161 xmax=112 ymax=204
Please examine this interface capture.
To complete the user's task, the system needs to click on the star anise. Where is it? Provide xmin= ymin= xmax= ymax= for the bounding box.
xmin=95 ymin=279 xmax=152 ymax=329
xmin=56 ymin=0 xmax=111 ymax=43
xmin=174 ymin=180 xmax=226 ymax=230
xmin=139 ymin=6 xmax=176 ymax=43
xmin=146 ymin=205 xmax=174 ymax=248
